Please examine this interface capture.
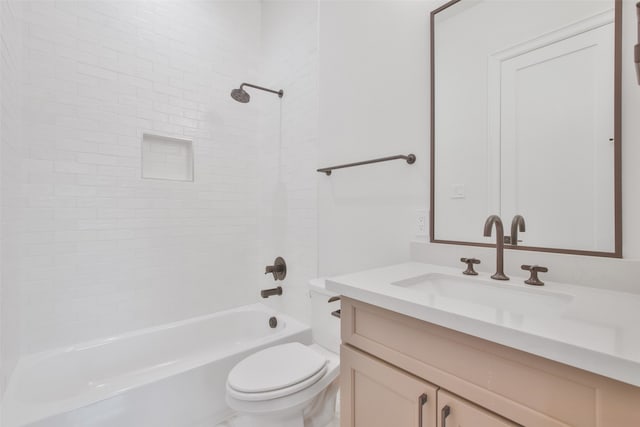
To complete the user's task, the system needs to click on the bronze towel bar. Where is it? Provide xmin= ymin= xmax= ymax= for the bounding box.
xmin=317 ymin=154 xmax=416 ymax=176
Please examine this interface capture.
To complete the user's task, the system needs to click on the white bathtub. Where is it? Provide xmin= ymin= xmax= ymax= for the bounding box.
xmin=2 ymin=304 xmax=311 ymax=427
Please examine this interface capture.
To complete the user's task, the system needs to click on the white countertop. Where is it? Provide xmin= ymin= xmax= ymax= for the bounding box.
xmin=326 ymin=262 xmax=640 ymax=387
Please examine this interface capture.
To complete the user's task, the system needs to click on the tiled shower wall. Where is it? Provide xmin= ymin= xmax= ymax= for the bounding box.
xmin=9 ymin=0 xmax=266 ymax=356
xmin=256 ymin=0 xmax=319 ymax=324
xmin=1 ymin=0 xmax=25 ymax=392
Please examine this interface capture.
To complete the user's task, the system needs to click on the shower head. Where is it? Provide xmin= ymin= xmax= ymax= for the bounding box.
xmin=231 ymin=87 xmax=250 ymax=103
xmin=230 ymin=83 xmax=284 ymax=103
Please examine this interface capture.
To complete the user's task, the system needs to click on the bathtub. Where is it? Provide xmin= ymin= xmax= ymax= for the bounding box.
xmin=2 ymin=304 xmax=311 ymax=427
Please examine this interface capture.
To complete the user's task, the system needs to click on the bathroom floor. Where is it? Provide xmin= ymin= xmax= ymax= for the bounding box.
xmin=325 ymin=415 xmax=341 ymax=427
xmin=214 ymin=414 xmax=340 ymax=427
xmin=213 ymin=398 xmax=340 ymax=427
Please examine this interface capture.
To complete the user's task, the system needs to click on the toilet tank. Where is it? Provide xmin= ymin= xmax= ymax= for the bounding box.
xmin=308 ymin=278 xmax=340 ymax=354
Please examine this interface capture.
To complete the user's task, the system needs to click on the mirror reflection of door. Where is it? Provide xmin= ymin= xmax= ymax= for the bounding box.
xmin=431 ymin=0 xmax=619 ymax=255
xmin=493 ymin=14 xmax=615 ymax=251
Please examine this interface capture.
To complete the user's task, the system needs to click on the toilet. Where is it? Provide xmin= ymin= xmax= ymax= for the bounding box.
xmin=225 ymin=279 xmax=341 ymax=427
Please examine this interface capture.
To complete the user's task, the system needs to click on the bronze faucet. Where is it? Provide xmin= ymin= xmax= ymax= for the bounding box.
xmin=510 ymin=215 xmax=526 ymax=246
xmin=483 ymin=215 xmax=509 ymax=280
xmin=521 ymin=265 xmax=548 ymax=286
xmin=261 ymin=287 xmax=283 ymax=298
xmin=265 ymin=257 xmax=287 ymax=281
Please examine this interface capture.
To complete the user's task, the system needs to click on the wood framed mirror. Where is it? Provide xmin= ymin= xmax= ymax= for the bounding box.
xmin=430 ymin=0 xmax=622 ymax=257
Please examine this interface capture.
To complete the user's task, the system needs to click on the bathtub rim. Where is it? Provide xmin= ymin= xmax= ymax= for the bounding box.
xmin=3 ymin=303 xmax=311 ymax=427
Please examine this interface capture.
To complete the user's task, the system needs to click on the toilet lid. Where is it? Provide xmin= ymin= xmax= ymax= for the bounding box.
xmin=228 ymin=342 xmax=327 ymax=394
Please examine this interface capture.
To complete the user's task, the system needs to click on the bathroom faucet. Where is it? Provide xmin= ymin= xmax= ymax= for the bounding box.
xmin=510 ymin=215 xmax=526 ymax=246
xmin=483 ymin=215 xmax=509 ymax=281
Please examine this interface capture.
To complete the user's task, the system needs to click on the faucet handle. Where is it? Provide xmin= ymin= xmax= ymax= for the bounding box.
xmin=265 ymin=257 xmax=287 ymax=281
xmin=328 ymin=296 xmax=341 ymax=319
xmin=521 ymin=265 xmax=548 ymax=286
xmin=460 ymin=258 xmax=481 ymax=276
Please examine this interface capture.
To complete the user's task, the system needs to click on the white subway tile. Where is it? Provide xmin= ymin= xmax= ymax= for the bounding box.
xmin=77 ymin=153 xmax=119 ymax=166
xmin=4 ymin=0 xmax=318 ymax=359
xmin=54 ymin=161 xmax=97 ymax=175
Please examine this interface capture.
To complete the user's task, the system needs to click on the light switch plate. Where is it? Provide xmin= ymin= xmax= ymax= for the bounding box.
xmin=451 ymin=184 xmax=465 ymax=199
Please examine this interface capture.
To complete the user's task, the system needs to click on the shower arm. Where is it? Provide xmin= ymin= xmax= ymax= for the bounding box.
xmin=240 ymin=83 xmax=284 ymax=98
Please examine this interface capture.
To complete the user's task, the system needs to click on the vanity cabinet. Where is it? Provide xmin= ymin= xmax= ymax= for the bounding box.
xmin=341 ymin=345 xmax=438 ymax=427
xmin=342 ymin=344 xmax=517 ymax=427
xmin=339 ymin=297 xmax=640 ymax=427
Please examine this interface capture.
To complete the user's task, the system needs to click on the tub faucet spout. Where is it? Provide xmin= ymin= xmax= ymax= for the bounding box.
xmin=483 ymin=215 xmax=509 ymax=281
xmin=260 ymin=287 xmax=283 ymax=298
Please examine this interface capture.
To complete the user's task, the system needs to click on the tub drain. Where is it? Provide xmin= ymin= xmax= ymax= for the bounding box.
xmin=268 ymin=316 xmax=278 ymax=328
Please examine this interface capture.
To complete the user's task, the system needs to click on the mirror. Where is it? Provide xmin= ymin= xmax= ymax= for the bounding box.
xmin=430 ymin=0 xmax=621 ymax=257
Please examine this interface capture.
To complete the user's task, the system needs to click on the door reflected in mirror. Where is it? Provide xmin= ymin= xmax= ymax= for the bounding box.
xmin=430 ymin=0 xmax=621 ymax=257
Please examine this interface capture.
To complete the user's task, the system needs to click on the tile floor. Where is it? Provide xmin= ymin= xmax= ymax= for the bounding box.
xmin=214 ymin=400 xmax=340 ymax=427
xmin=327 ymin=414 xmax=341 ymax=427
xmin=214 ymin=413 xmax=339 ymax=427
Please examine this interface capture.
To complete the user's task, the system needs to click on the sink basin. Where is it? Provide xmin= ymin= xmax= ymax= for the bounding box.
xmin=392 ymin=273 xmax=573 ymax=315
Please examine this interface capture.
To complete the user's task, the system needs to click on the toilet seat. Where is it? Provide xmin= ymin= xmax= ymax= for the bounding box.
xmin=228 ymin=364 xmax=328 ymax=401
xmin=227 ymin=342 xmax=329 ymax=402
xmin=226 ymin=343 xmax=340 ymax=423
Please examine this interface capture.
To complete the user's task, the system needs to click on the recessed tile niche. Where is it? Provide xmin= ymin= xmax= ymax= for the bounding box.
xmin=142 ymin=133 xmax=194 ymax=182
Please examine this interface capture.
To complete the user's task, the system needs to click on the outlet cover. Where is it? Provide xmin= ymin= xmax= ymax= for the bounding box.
xmin=416 ymin=209 xmax=428 ymax=237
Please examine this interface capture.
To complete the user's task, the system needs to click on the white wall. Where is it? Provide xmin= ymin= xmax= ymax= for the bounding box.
xmin=317 ymin=0 xmax=640 ymax=292
xmin=257 ymin=0 xmax=320 ymax=324
xmin=10 ymin=0 xmax=265 ymax=355
xmin=318 ymin=0 xmax=432 ymax=275
xmin=0 ymin=0 xmax=24 ymax=394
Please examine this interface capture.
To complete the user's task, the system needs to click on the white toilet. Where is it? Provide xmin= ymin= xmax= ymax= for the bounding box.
xmin=225 ymin=279 xmax=340 ymax=427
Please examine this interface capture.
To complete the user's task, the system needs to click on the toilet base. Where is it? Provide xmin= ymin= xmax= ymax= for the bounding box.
xmin=303 ymin=379 xmax=338 ymax=427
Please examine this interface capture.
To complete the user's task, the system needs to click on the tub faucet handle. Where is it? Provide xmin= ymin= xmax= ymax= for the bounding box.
xmin=265 ymin=257 xmax=287 ymax=281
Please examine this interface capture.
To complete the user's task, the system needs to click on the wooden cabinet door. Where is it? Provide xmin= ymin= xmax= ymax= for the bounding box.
xmin=341 ymin=345 xmax=438 ymax=427
xmin=437 ymin=390 xmax=520 ymax=427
